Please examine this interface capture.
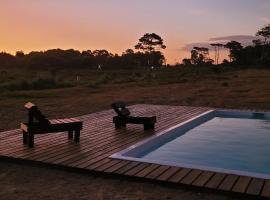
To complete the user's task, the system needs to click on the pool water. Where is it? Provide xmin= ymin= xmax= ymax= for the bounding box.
xmin=140 ymin=117 xmax=270 ymax=176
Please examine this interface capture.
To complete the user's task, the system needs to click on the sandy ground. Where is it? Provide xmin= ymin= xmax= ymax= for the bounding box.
xmin=0 ymin=161 xmax=245 ymax=200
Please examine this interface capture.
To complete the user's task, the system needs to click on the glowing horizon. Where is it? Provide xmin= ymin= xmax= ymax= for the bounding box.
xmin=0 ymin=0 xmax=269 ymax=64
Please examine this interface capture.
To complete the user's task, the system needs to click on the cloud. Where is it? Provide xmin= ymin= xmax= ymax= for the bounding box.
xmin=209 ymin=35 xmax=256 ymax=42
xmin=180 ymin=42 xmax=212 ymax=51
xmin=181 ymin=35 xmax=259 ymax=51
xmin=209 ymin=35 xmax=259 ymax=46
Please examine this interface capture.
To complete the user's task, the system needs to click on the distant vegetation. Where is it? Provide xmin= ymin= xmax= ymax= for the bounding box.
xmin=0 ymin=66 xmax=224 ymax=92
xmin=0 ymin=33 xmax=166 ymax=70
xmin=1 ymin=77 xmax=71 ymax=91
xmin=182 ymin=24 xmax=270 ymax=67
xmin=0 ymin=25 xmax=269 ymax=71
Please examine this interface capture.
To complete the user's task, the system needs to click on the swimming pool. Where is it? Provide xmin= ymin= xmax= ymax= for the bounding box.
xmin=111 ymin=110 xmax=270 ymax=179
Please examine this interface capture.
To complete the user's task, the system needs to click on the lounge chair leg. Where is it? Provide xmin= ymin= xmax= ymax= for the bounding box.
xmin=114 ymin=123 xmax=122 ymax=129
xmin=28 ymin=132 xmax=34 ymax=148
xmin=68 ymin=130 xmax=73 ymax=139
xmin=144 ymin=124 xmax=155 ymax=131
xmin=23 ymin=131 xmax=28 ymax=144
xmin=74 ymin=130 xmax=80 ymax=143
xmin=115 ymin=122 xmax=126 ymax=129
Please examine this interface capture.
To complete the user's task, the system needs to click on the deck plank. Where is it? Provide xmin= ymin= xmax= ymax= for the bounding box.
xmin=104 ymin=160 xmax=131 ymax=173
xmin=218 ymin=175 xmax=238 ymax=191
xmin=125 ymin=163 xmax=151 ymax=176
xmin=246 ymin=178 xmax=264 ymax=196
xmin=145 ymin=165 xmax=171 ymax=180
xmin=180 ymin=170 xmax=202 ymax=185
xmin=205 ymin=173 xmax=226 ymax=189
xmin=135 ymin=164 xmax=160 ymax=178
xmin=261 ymin=180 xmax=270 ymax=198
xmin=114 ymin=162 xmax=141 ymax=175
xmin=91 ymin=159 xmax=121 ymax=172
xmin=192 ymin=171 xmax=214 ymax=187
xmin=168 ymin=168 xmax=192 ymax=183
xmin=156 ymin=167 xmax=180 ymax=181
xmin=232 ymin=176 xmax=251 ymax=193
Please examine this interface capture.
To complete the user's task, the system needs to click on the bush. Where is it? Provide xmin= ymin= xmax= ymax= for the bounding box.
xmin=1 ymin=77 xmax=72 ymax=91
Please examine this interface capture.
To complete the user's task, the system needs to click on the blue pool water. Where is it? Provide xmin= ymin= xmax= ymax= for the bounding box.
xmin=140 ymin=117 xmax=270 ymax=176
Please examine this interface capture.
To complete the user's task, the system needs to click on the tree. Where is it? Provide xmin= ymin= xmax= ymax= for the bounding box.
xmin=191 ymin=47 xmax=213 ymax=66
xmin=92 ymin=49 xmax=113 ymax=68
xmin=210 ymin=43 xmax=223 ymax=65
xmin=182 ymin=58 xmax=192 ymax=66
xmin=135 ymin=33 xmax=166 ymax=67
xmin=256 ymin=24 xmax=270 ymax=63
xmin=16 ymin=51 xmax=25 ymax=57
xmin=224 ymin=41 xmax=243 ymax=63
xmin=149 ymin=51 xmax=165 ymax=67
xmin=123 ymin=49 xmax=135 ymax=55
xmin=0 ymin=52 xmax=15 ymax=68
xmin=256 ymin=24 xmax=270 ymax=44
xmin=135 ymin=33 xmax=166 ymax=52
xmin=121 ymin=49 xmax=136 ymax=67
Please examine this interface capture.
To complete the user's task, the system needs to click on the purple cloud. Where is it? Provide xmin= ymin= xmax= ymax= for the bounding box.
xmin=181 ymin=35 xmax=259 ymax=51
xmin=209 ymin=35 xmax=260 ymax=46
xmin=180 ymin=42 xmax=213 ymax=51
xmin=209 ymin=35 xmax=256 ymax=41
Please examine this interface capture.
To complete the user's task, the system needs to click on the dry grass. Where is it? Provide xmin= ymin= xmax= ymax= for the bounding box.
xmin=0 ymin=68 xmax=269 ymax=131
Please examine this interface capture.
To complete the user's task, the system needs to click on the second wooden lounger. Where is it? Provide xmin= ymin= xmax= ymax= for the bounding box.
xmin=111 ymin=102 xmax=156 ymax=130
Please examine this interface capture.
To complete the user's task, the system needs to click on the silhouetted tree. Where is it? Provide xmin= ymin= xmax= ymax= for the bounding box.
xmin=149 ymin=51 xmax=166 ymax=67
xmin=182 ymin=58 xmax=192 ymax=66
xmin=210 ymin=43 xmax=223 ymax=65
xmin=222 ymin=59 xmax=230 ymax=66
xmin=224 ymin=41 xmax=243 ymax=63
xmin=92 ymin=49 xmax=113 ymax=68
xmin=256 ymin=24 xmax=270 ymax=45
xmin=0 ymin=52 xmax=15 ymax=68
xmin=135 ymin=33 xmax=166 ymax=52
xmin=190 ymin=47 xmax=213 ymax=66
xmin=120 ymin=49 xmax=134 ymax=67
xmin=16 ymin=51 xmax=25 ymax=57
xmin=180 ymin=25 xmax=269 ymax=67
xmin=256 ymin=24 xmax=270 ymax=63
xmin=135 ymin=33 xmax=166 ymax=67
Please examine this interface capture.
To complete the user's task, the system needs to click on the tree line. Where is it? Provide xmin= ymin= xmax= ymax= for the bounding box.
xmin=0 ymin=33 xmax=166 ymax=69
xmin=182 ymin=24 xmax=270 ymax=67
xmin=0 ymin=24 xmax=269 ymax=70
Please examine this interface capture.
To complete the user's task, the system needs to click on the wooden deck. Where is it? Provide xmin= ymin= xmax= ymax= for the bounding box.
xmin=0 ymin=104 xmax=269 ymax=198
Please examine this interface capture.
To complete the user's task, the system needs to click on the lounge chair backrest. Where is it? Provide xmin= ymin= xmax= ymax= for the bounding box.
xmin=24 ymin=102 xmax=51 ymax=125
xmin=111 ymin=102 xmax=130 ymax=117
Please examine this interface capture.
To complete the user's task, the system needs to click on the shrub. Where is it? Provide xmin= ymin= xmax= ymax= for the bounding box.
xmin=1 ymin=77 xmax=72 ymax=91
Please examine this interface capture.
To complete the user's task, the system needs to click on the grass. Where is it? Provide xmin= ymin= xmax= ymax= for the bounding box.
xmin=0 ymin=66 xmax=269 ymax=131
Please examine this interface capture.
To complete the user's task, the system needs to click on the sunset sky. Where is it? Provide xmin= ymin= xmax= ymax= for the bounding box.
xmin=0 ymin=0 xmax=270 ymax=64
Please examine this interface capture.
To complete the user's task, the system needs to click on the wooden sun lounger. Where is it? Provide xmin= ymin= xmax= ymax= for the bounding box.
xmin=20 ymin=102 xmax=83 ymax=147
xmin=111 ymin=102 xmax=156 ymax=130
